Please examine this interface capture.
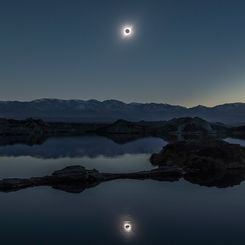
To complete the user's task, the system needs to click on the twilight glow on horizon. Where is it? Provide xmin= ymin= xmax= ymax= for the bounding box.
xmin=0 ymin=0 xmax=245 ymax=107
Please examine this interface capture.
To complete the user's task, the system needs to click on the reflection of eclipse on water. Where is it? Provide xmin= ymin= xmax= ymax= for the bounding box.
xmin=119 ymin=215 xmax=137 ymax=240
xmin=124 ymin=221 xmax=132 ymax=232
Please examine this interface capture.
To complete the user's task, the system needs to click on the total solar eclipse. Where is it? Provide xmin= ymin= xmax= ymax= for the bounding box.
xmin=122 ymin=25 xmax=134 ymax=38
xmin=124 ymin=28 xmax=131 ymax=35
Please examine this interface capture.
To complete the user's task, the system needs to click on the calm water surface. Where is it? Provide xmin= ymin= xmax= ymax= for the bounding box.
xmin=0 ymin=136 xmax=245 ymax=245
xmin=0 ymin=136 xmax=166 ymax=178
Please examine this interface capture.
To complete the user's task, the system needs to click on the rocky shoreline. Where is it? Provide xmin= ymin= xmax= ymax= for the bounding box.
xmin=1 ymin=139 xmax=245 ymax=192
xmin=1 ymin=117 xmax=245 ymax=192
xmin=0 ymin=117 xmax=244 ymax=146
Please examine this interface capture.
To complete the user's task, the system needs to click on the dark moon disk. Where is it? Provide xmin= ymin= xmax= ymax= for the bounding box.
xmin=122 ymin=26 xmax=133 ymax=38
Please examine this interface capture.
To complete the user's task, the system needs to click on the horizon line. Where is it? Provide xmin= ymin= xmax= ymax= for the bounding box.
xmin=0 ymin=97 xmax=244 ymax=109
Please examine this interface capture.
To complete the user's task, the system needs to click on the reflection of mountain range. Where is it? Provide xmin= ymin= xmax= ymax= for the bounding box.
xmin=0 ymin=136 xmax=166 ymax=159
xmin=1 ymin=99 xmax=245 ymax=124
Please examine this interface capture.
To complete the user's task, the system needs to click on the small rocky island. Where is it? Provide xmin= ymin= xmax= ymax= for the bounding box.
xmin=1 ymin=139 xmax=245 ymax=192
xmin=151 ymin=140 xmax=245 ymax=187
xmin=150 ymin=140 xmax=245 ymax=172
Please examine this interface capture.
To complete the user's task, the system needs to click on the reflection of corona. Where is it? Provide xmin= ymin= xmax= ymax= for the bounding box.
xmin=123 ymin=222 xmax=132 ymax=232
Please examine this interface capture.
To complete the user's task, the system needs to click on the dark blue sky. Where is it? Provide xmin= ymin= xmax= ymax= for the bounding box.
xmin=1 ymin=0 xmax=245 ymax=106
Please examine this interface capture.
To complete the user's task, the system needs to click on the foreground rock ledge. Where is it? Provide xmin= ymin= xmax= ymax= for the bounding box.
xmin=0 ymin=166 xmax=182 ymax=193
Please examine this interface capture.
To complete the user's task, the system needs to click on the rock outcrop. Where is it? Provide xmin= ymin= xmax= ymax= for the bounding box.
xmin=2 ymin=117 xmax=245 ymax=147
xmin=0 ymin=118 xmax=106 ymax=145
xmin=158 ymin=117 xmax=226 ymax=135
xmin=0 ymin=165 xmax=181 ymax=193
xmin=96 ymin=119 xmax=150 ymax=135
xmin=97 ymin=117 xmax=227 ymax=138
xmin=150 ymin=140 xmax=245 ymax=173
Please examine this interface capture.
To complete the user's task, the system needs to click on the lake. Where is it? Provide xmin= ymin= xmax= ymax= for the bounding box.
xmin=0 ymin=136 xmax=245 ymax=244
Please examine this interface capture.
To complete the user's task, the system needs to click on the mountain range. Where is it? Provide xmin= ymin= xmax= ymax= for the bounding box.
xmin=0 ymin=99 xmax=244 ymax=124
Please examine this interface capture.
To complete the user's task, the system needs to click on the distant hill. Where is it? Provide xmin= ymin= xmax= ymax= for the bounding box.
xmin=0 ymin=99 xmax=244 ymax=124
